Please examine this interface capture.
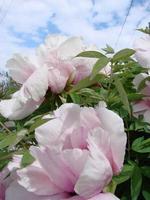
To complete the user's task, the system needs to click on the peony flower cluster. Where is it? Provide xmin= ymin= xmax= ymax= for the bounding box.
xmin=5 ymin=103 xmax=126 ymax=200
xmin=0 ymin=34 xmax=128 ymax=200
xmin=0 ymin=35 xmax=103 ymax=120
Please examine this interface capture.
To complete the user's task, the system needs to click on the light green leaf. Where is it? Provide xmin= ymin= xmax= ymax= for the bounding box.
xmin=113 ymin=76 xmax=131 ymax=116
xmin=29 ymin=118 xmax=49 ymax=133
xmin=103 ymin=180 xmax=117 ymax=194
xmin=91 ymin=57 xmax=110 ymax=79
xmin=70 ymin=74 xmax=106 ymax=92
xmin=0 ymin=134 xmax=17 ymax=149
xmin=131 ymin=163 xmax=142 ymax=200
xmin=112 ymin=48 xmax=135 ymax=62
xmin=102 ymin=44 xmax=114 ymax=54
xmin=76 ymin=51 xmax=106 ymax=58
xmin=9 ymin=129 xmax=28 ymax=149
xmin=21 ymin=150 xmax=35 ymax=168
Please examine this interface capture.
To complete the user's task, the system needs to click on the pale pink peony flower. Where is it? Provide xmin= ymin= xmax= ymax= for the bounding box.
xmin=6 ymin=103 xmax=126 ymax=199
xmin=0 ymin=35 xmax=101 ymax=120
xmin=132 ymin=73 xmax=150 ymax=123
xmin=133 ymin=35 xmax=150 ymax=68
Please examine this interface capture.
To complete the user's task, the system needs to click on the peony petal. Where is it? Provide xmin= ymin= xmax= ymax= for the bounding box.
xmin=18 ymin=161 xmax=61 ymax=196
xmin=96 ymin=106 xmax=126 ymax=174
xmin=35 ymin=118 xmax=63 ymax=147
xmin=132 ymin=100 xmax=148 ymax=113
xmin=54 ymin=103 xmax=81 ymax=132
xmin=133 ymin=36 xmax=150 ymax=68
xmin=143 ymin=110 xmax=150 ymax=123
xmin=45 ymin=35 xmax=67 ymax=49
xmin=6 ymin=54 xmax=36 ymax=84
xmin=20 ymin=66 xmax=48 ymax=102
xmin=0 ymin=94 xmax=43 ymax=120
xmin=75 ymin=138 xmax=112 ymax=198
xmin=58 ymin=37 xmax=85 ymax=59
xmin=69 ymin=107 xmax=100 ymax=149
xmin=5 ymin=181 xmax=69 ymax=200
xmin=36 ymin=35 xmax=67 ymax=65
xmin=30 ymin=147 xmax=75 ymax=193
xmin=30 ymin=147 xmax=88 ymax=193
xmin=62 ymin=149 xmax=89 ymax=179
xmin=65 ymin=196 xmax=84 ymax=200
xmin=88 ymin=193 xmax=119 ymax=200
xmin=47 ymin=68 xmax=69 ymax=93
xmin=72 ymin=58 xmax=95 ymax=84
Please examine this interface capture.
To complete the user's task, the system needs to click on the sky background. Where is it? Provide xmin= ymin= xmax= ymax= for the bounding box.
xmin=0 ymin=0 xmax=150 ymax=71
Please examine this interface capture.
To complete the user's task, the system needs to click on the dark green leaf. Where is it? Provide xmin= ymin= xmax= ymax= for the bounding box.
xmin=142 ymin=190 xmax=150 ymax=200
xmin=128 ymin=93 xmax=144 ymax=101
xmin=113 ymin=76 xmax=131 ymax=116
xmin=112 ymin=49 xmax=135 ymax=62
xmin=141 ymin=166 xmax=150 ymax=178
xmin=131 ymin=163 xmax=142 ymax=200
xmin=132 ymin=137 xmax=150 ymax=153
xmin=113 ymin=163 xmax=134 ymax=184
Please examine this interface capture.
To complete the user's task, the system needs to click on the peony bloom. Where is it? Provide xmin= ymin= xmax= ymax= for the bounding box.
xmin=0 ymin=35 xmax=103 ymax=120
xmin=132 ymin=73 xmax=150 ymax=123
xmin=133 ymin=35 xmax=150 ymax=68
xmin=6 ymin=103 xmax=126 ymax=199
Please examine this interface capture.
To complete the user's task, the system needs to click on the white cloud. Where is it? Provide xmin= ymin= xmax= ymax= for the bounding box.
xmin=0 ymin=0 xmax=149 ymax=71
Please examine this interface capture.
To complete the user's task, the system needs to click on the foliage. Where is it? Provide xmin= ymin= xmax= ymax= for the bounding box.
xmin=0 ymin=35 xmax=149 ymax=200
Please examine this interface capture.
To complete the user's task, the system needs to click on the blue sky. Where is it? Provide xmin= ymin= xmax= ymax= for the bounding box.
xmin=0 ymin=0 xmax=149 ymax=71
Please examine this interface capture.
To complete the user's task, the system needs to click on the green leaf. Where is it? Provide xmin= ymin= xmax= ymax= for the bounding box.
xmin=138 ymin=76 xmax=150 ymax=91
xmin=70 ymin=74 xmax=106 ymax=92
xmin=131 ymin=163 xmax=142 ymax=200
xmin=103 ymin=180 xmax=117 ymax=194
xmin=91 ymin=57 xmax=110 ymax=79
xmin=29 ymin=118 xmax=49 ymax=133
xmin=76 ymin=51 xmax=106 ymax=58
xmin=21 ymin=150 xmax=35 ymax=168
xmin=142 ymin=190 xmax=150 ymax=200
xmin=112 ymin=48 xmax=135 ymax=62
xmin=102 ymin=44 xmax=114 ymax=54
xmin=141 ymin=166 xmax=150 ymax=178
xmin=0 ymin=134 xmax=17 ymax=149
xmin=113 ymin=163 xmax=134 ymax=184
xmin=132 ymin=137 xmax=150 ymax=153
xmin=9 ymin=129 xmax=28 ymax=149
xmin=128 ymin=93 xmax=144 ymax=101
xmin=113 ymin=76 xmax=131 ymax=116
xmin=137 ymin=27 xmax=150 ymax=35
